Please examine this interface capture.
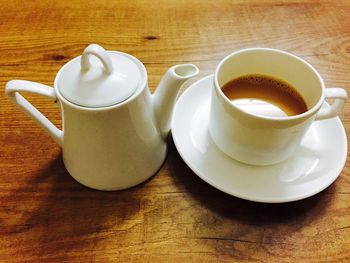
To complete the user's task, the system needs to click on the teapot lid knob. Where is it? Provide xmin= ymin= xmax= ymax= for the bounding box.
xmin=81 ymin=44 xmax=114 ymax=74
xmin=57 ymin=44 xmax=145 ymax=108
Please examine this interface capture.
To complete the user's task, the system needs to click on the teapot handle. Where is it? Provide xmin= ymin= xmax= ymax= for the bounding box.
xmin=5 ymin=80 xmax=63 ymax=146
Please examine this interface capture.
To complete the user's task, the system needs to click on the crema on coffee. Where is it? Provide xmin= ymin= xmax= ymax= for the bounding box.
xmin=221 ymin=74 xmax=307 ymax=117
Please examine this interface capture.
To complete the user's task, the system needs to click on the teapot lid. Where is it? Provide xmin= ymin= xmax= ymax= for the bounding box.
xmin=57 ymin=44 xmax=144 ymax=108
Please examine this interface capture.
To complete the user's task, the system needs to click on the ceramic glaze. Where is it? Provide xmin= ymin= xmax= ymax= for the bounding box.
xmin=210 ymin=48 xmax=347 ymax=165
xmin=172 ymin=75 xmax=347 ymax=203
xmin=5 ymin=44 xmax=199 ymax=190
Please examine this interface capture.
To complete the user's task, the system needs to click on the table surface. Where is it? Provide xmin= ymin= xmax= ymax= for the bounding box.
xmin=1 ymin=0 xmax=350 ymax=262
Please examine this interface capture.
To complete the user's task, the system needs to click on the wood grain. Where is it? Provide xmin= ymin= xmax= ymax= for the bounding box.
xmin=1 ymin=0 xmax=350 ymax=262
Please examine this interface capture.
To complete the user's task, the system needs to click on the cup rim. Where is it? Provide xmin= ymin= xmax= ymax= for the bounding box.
xmin=214 ymin=47 xmax=325 ymax=121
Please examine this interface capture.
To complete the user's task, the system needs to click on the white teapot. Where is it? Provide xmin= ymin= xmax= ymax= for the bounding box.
xmin=5 ymin=44 xmax=198 ymax=190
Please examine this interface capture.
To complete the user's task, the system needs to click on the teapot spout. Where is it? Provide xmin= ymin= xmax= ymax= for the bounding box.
xmin=153 ymin=64 xmax=199 ymax=138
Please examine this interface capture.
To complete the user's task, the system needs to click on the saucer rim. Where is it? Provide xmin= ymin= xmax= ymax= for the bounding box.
xmin=172 ymin=74 xmax=348 ymax=203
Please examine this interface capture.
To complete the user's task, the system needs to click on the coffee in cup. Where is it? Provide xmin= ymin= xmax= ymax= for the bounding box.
xmin=221 ymin=74 xmax=308 ymax=117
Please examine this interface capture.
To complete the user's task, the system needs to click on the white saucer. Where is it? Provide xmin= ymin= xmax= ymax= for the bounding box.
xmin=172 ymin=75 xmax=348 ymax=203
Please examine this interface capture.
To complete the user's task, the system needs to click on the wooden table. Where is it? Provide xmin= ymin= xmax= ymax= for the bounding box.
xmin=1 ymin=0 xmax=350 ymax=262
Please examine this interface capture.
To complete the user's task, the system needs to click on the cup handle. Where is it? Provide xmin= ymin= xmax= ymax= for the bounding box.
xmin=5 ymin=80 xmax=63 ymax=146
xmin=315 ymin=88 xmax=347 ymax=121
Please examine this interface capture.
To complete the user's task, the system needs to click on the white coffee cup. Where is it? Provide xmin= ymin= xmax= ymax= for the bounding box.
xmin=209 ymin=48 xmax=347 ymax=165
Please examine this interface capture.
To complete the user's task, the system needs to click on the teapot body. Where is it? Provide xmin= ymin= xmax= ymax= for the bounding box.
xmin=58 ymin=82 xmax=166 ymax=190
xmin=5 ymin=44 xmax=198 ymax=191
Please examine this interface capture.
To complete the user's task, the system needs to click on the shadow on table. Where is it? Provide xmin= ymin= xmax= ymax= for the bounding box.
xmin=5 ymin=152 xmax=147 ymax=260
xmin=167 ymin=136 xmax=334 ymax=226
